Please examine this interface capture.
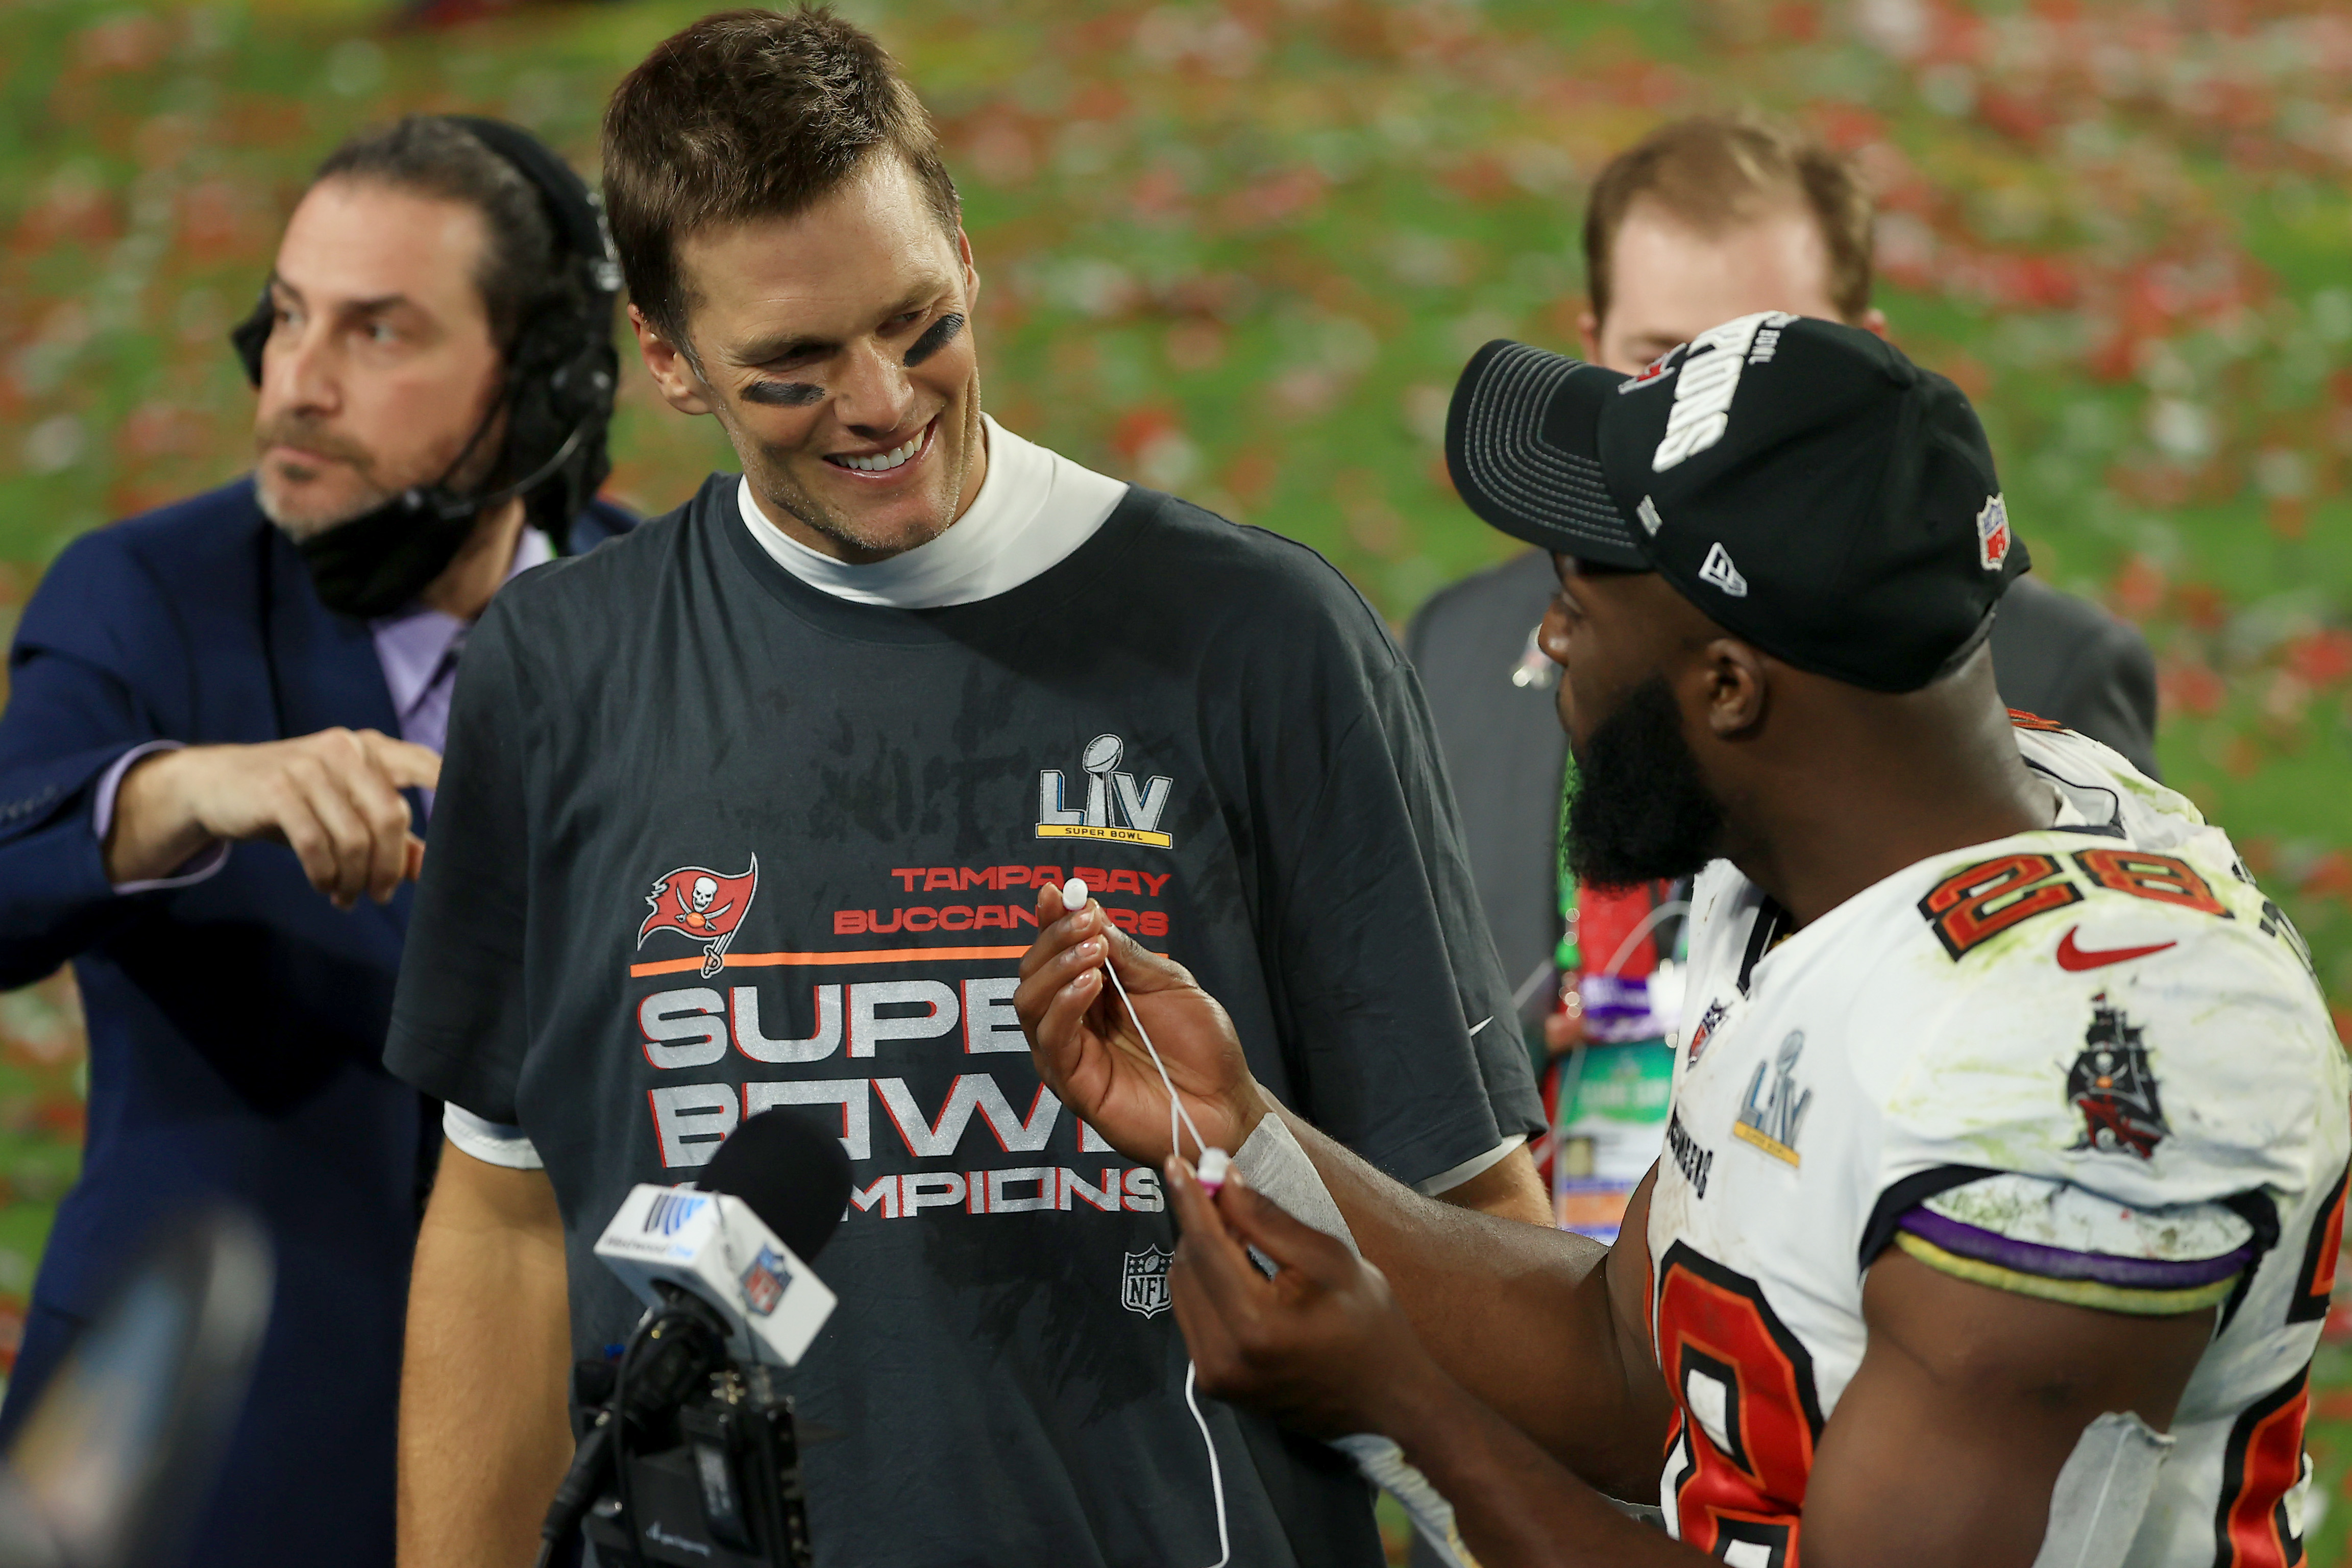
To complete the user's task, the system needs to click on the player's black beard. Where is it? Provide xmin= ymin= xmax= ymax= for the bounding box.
xmin=1564 ymin=674 xmax=1726 ymax=890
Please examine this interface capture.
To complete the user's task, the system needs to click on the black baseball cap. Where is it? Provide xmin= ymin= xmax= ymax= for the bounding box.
xmin=1444 ymin=313 xmax=2028 ymax=693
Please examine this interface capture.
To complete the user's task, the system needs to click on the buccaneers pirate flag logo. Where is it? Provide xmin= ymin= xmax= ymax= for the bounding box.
xmin=639 ymin=856 xmax=759 ymax=978
xmin=2067 ymin=992 xmax=2168 ymax=1160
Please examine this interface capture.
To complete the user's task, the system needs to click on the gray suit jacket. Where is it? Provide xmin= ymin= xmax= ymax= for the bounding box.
xmin=1403 ymin=554 xmax=2160 ymax=1007
xmin=1404 ymin=551 xmax=1572 ymax=1008
xmin=1986 ymin=576 xmax=2160 ymax=777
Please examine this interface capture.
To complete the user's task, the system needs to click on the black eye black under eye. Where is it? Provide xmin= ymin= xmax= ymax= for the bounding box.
xmin=903 ymin=312 xmax=966 ymax=368
xmin=743 ymin=380 xmax=824 ymax=407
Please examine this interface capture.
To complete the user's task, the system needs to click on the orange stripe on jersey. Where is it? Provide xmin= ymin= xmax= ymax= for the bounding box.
xmin=2287 ymin=1163 xmax=2348 ymax=1325
xmin=629 ymin=944 xmax=1031 ymax=977
xmin=2214 ymin=1366 xmax=2311 ymax=1568
xmin=2007 ymin=708 xmax=2068 ymax=732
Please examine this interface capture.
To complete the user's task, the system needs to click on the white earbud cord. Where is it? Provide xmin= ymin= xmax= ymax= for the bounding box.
xmin=1092 ymin=922 xmax=1231 ymax=1568
xmin=1100 ymin=958 xmax=1209 ymax=1166
xmin=1180 ymin=1361 xmax=1232 ymax=1568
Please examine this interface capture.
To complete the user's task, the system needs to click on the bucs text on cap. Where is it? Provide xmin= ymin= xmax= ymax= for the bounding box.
xmin=1443 ymin=313 xmax=2029 ymax=694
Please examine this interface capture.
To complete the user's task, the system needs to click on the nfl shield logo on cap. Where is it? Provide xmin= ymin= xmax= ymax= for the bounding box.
xmin=1976 ymin=495 xmax=2012 ymax=572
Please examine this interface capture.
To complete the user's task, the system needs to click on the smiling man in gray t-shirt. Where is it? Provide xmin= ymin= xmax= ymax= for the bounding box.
xmin=387 ymin=13 xmax=1544 ymax=1566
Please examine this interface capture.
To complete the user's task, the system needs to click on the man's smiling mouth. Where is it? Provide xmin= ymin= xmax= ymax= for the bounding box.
xmin=826 ymin=417 xmax=934 ymax=474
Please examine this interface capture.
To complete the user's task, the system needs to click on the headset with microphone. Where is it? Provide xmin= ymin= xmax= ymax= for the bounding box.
xmin=230 ymin=116 xmax=621 ymax=618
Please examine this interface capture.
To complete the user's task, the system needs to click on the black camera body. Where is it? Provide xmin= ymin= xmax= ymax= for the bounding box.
xmin=579 ymin=1357 xmax=813 ymax=1568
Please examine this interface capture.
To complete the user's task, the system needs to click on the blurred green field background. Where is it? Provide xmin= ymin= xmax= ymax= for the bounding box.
xmin=2 ymin=0 xmax=2349 ymax=1556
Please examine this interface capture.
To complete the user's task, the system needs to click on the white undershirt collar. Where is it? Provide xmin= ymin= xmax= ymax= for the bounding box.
xmin=737 ymin=415 xmax=1127 ymax=608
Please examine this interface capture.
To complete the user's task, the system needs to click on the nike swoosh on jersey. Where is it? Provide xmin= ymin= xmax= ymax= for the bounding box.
xmin=2055 ymin=927 xmax=2178 ymax=972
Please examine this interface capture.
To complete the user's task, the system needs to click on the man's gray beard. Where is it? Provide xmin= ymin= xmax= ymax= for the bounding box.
xmin=254 ymin=426 xmax=501 ymax=543
xmin=747 ymin=442 xmax=967 ymax=559
xmin=747 ymin=462 xmax=867 ymax=553
xmin=254 ymin=474 xmax=397 ymax=542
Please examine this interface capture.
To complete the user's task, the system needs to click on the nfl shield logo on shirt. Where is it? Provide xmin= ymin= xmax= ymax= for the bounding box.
xmin=1121 ymin=1245 xmax=1174 ymax=1318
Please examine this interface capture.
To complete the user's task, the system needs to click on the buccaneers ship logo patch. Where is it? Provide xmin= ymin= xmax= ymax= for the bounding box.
xmin=1121 ymin=1245 xmax=1174 ymax=1318
xmin=639 ymin=855 xmax=759 ymax=978
xmin=2067 ymin=993 xmax=2168 ymax=1159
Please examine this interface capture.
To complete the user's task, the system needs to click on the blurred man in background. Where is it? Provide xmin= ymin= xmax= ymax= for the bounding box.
xmin=1406 ymin=113 xmax=2160 ymax=1246
xmin=389 ymin=10 xmax=1543 ymax=1566
xmin=0 ymin=116 xmax=626 ymax=1566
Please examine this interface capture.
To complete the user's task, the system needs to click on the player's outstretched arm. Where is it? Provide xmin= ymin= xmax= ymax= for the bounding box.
xmin=1167 ymin=1159 xmax=1695 ymax=1565
xmin=1256 ymin=1107 xmax=1672 ymax=1498
xmin=1017 ymin=891 xmax=1673 ymax=1498
xmin=1166 ymin=1163 xmax=2214 ymax=1568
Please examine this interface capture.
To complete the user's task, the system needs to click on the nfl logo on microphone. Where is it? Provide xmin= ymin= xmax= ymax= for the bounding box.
xmin=1121 ymin=1246 xmax=1173 ymax=1318
xmin=740 ymin=1244 xmax=793 ymax=1317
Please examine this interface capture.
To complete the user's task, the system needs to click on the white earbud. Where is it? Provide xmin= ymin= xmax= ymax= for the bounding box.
xmin=1063 ymin=877 xmax=1090 ymax=911
xmin=1197 ymin=1146 xmax=1231 ymax=1193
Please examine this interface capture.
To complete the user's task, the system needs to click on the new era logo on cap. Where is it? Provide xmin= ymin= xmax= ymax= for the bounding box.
xmin=1443 ymin=314 xmax=2029 ymax=694
xmin=1698 ymin=543 xmax=1749 ymax=598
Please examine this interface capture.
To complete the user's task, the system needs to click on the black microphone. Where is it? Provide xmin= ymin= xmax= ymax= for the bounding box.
xmin=697 ymin=1107 xmax=853 ymax=1263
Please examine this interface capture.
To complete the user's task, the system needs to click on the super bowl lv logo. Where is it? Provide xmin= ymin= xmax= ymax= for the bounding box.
xmin=1038 ymin=733 xmax=1174 ymax=848
xmin=640 ymin=856 xmax=759 ymax=978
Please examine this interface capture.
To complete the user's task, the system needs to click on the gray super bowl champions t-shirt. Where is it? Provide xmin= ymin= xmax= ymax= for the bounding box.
xmin=387 ymin=423 xmax=1541 ymax=1567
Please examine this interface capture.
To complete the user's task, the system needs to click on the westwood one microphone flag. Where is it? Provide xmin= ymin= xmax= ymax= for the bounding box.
xmin=595 ymin=1184 xmax=837 ymax=1368
xmin=639 ymin=856 xmax=760 ymax=978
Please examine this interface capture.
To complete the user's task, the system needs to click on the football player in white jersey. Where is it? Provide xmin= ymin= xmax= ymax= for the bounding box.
xmin=1013 ymin=314 xmax=2347 ymax=1568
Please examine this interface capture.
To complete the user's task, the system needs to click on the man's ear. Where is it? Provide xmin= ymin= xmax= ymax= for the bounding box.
xmin=1578 ymin=307 xmax=1602 ymax=363
xmin=630 ymin=304 xmax=714 ymax=417
xmin=957 ymin=226 xmax=981 ymax=311
xmin=1698 ymin=638 xmax=1770 ymax=738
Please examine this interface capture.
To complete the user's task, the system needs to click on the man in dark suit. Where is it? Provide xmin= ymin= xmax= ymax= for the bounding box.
xmin=1409 ymin=112 xmax=2158 ymax=1037
xmin=0 ymin=116 xmax=625 ymax=1567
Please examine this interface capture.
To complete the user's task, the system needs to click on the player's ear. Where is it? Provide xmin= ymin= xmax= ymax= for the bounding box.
xmin=631 ymin=304 xmax=715 ymax=417
xmin=1699 ymin=639 xmax=1769 ymax=738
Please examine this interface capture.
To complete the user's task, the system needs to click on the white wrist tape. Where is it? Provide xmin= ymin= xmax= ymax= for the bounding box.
xmin=1232 ymin=1114 xmax=1359 ymax=1257
xmin=1229 ymin=1118 xmax=1476 ymax=1565
xmin=2033 ymin=1411 xmax=2175 ymax=1568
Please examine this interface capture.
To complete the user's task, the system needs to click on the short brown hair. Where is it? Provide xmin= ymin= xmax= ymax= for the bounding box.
xmin=314 ymin=115 xmax=573 ymax=358
xmin=1582 ymin=114 xmax=1873 ymax=327
xmin=601 ymin=6 xmax=961 ymax=354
